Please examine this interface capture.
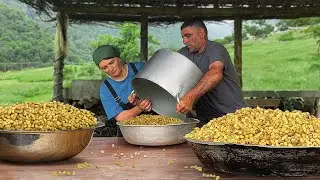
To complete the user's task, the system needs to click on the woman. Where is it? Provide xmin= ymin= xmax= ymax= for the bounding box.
xmin=92 ymin=45 xmax=152 ymax=123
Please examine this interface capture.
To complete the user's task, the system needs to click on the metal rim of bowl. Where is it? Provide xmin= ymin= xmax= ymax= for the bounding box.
xmin=116 ymin=118 xmax=200 ymax=127
xmin=0 ymin=121 xmax=104 ymax=134
xmin=184 ymin=137 xmax=320 ymax=149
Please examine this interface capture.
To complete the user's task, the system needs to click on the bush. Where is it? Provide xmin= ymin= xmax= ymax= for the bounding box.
xmin=278 ymin=31 xmax=295 ymax=41
xmin=214 ymin=38 xmax=230 ymax=45
xmin=78 ymin=64 xmax=98 ymax=77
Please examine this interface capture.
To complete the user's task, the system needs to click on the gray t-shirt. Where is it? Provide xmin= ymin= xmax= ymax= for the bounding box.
xmin=178 ymin=41 xmax=246 ymax=124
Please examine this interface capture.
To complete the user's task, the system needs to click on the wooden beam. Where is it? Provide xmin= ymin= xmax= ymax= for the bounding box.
xmin=61 ymin=0 xmax=319 ymax=8
xmin=140 ymin=15 xmax=148 ymax=62
xmin=243 ymin=91 xmax=320 ymax=98
xmin=61 ymin=6 xmax=320 ymax=18
xmin=68 ymin=12 xmax=320 ymax=23
xmin=234 ymin=18 xmax=242 ymax=88
xmin=245 ymin=99 xmax=281 ymax=108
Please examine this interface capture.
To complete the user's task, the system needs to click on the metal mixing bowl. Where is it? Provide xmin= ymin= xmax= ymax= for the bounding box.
xmin=185 ymin=138 xmax=320 ymax=176
xmin=117 ymin=118 xmax=199 ymax=146
xmin=0 ymin=123 xmax=102 ymax=163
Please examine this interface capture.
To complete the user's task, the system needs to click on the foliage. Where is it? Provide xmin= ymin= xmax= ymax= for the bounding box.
xmin=277 ymin=31 xmax=295 ymax=41
xmin=90 ymin=23 xmax=160 ymax=62
xmin=275 ymin=21 xmax=289 ymax=31
xmin=214 ymin=31 xmax=248 ymax=45
xmin=63 ymin=63 xmax=101 ymax=87
xmin=244 ymin=20 xmax=274 ymax=39
xmin=213 ymin=38 xmax=230 ymax=45
xmin=304 ymin=25 xmax=320 ymax=54
xmin=277 ymin=18 xmax=320 ymax=28
xmin=0 ymin=3 xmax=54 ymax=64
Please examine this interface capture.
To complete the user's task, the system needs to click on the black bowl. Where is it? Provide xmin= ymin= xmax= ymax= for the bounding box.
xmin=186 ymin=138 xmax=320 ymax=176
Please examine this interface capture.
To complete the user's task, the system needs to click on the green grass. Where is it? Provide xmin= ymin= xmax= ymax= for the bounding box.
xmin=226 ymin=30 xmax=320 ymax=90
xmin=0 ymin=67 xmax=54 ymax=82
xmin=0 ymin=30 xmax=319 ymax=106
xmin=0 ymin=63 xmax=102 ymax=106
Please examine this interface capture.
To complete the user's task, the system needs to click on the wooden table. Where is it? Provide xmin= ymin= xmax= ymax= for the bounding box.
xmin=0 ymin=137 xmax=319 ymax=180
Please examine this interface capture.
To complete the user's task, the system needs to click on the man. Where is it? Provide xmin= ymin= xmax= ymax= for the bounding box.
xmin=176 ymin=20 xmax=247 ymax=126
xmin=92 ymin=44 xmax=151 ymax=122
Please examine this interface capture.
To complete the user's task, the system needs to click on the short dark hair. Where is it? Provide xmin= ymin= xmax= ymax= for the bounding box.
xmin=181 ymin=19 xmax=207 ymax=35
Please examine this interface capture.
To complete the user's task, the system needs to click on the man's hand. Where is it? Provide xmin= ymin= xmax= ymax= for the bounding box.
xmin=176 ymin=93 xmax=195 ymax=114
xmin=138 ymin=99 xmax=152 ymax=112
xmin=128 ymin=92 xmax=139 ymax=105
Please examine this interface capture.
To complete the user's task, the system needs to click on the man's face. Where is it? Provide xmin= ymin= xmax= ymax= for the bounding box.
xmin=98 ymin=57 xmax=122 ymax=78
xmin=181 ymin=26 xmax=205 ymax=53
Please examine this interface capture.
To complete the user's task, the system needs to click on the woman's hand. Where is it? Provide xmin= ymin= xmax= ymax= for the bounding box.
xmin=128 ymin=92 xmax=139 ymax=105
xmin=138 ymin=99 xmax=152 ymax=112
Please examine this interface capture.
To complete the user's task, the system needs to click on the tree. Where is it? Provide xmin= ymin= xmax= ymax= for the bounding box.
xmin=277 ymin=17 xmax=320 ymax=28
xmin=275 ymin=21 xmax=289 ymax=31
xmin=0 ymin=3 xmax=54 ymax=66
xmin=305 ymin=25 xmax=320 ymax=54
xmin=214 ymin=31 xmax=248 ymax=45
xmin=90 ymin=23 xmax=160 ymax=62
xmin=244 ymin=20 xmax=274 ymax=39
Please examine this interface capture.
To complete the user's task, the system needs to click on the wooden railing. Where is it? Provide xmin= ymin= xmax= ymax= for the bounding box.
xmin=63 ymin=80 xmax=320 ymax=117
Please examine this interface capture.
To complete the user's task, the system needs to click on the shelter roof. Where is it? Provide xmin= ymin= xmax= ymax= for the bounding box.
xmin=19 ymin=0 xmax=320 ymax=23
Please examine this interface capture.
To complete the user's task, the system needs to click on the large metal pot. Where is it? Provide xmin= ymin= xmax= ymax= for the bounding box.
xmin=0 ymin=123 xmax=102 ymax=163
xmin=132 ymin=49 xmax=203 ymax=119
xmin=117 ymin=118 xmax=199 ymax=146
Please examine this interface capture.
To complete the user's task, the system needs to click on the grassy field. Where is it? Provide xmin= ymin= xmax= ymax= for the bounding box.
xmin=0 ymin=30 xmax=319 ymax=106
xmin=226 ymin=30 xmax=320 ymax=90
xmin=0 ymin=65 xmax=102 ymax=106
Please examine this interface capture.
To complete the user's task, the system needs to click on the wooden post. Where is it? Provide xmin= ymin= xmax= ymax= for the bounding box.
xmin=53 ymin=12 xmax=68 ymax=101
xmin=315 ymin=97 xmax=320 ymax=118
xmin=234 ymin=18 xmax=243 ymax=88
xmin=140 ymin=15 xmax=148 ymax=62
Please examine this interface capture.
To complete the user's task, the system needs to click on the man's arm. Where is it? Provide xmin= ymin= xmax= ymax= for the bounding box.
xmin=176 ymin=61 xmax=224 ymax=114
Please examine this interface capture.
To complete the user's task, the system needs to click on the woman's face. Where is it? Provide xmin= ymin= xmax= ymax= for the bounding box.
xmin=98 ymin=57 xmax=123 ymax=78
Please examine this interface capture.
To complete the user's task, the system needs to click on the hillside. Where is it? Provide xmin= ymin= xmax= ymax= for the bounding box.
xmin=0 ymin=29 xmax=319 ymax=106
xmin=0 ymin=0 xmax=233 ymax=63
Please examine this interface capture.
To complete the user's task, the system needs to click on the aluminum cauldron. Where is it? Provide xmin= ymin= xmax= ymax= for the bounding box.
xmin=132 ymin=49 xmax=203 ymax=120
xmin=0 ymin=123 xmax=102 ymax=163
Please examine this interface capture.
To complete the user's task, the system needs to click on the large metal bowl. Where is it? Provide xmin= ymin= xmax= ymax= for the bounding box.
xmin=0 ymin=123 xmax=102 ymax=163
xmin=117 ymin=118 xmax=199 ymax=146
xmin=186 ymin=138 xmax=320 ymax=176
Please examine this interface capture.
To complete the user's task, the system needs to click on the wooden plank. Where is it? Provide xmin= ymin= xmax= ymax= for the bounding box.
xmin=68 ymin=12 xmax=320 ymax=22
xmin=140 ymin=15 xmax=148 ymax=62
xmin=234 ymin=18 xmax=242 ymax=88
xmin=61 ymin=6 xmax=320 ymax=19
xmin=64 ymin=0 xmax=319 ymax=7
xmin=243 ymin=91 xmax=320 ymax=98
xmin=1 ymin=137 xmax=320 ymax=179
xmin=65 ymin=82 xmax=320 ymax=101
xmin=245 ymin=99 xmax=281 ymax=108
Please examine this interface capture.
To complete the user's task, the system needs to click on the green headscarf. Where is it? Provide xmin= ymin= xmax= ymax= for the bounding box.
xmin=92 ymin=45 xmax=121 ymax=66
